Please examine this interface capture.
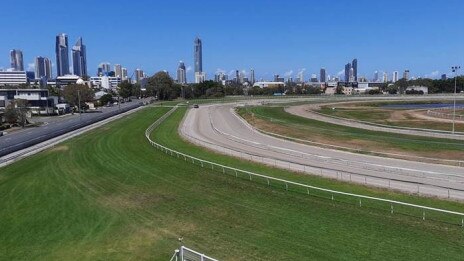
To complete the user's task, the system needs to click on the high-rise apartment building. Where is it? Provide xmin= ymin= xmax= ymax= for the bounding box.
xmin=403 ymin=70 xmax=410 ymax=80
xmin=352 ymin=59 xmax=358 ymax=81
xmin=392 ymin=71 xmax=399 ymax=82
xmin=35 ymin=56 xmax=52 ymax=79
xmin=344 ymin=63 xmax=351 ymax=82
xmin=320 ymin=68 xmax=326 ymax=82
xmin=250 ymin=69 xmax=255 ymax=84
xmin=55 ymin=33 xmax=70 ymax=76
xmin=72 ymin=37 xmax=87 ymax=77
xmin=176 ymin=61 xmax=187 ymax=84
xmin=114 ymin=64 xmax=122 ymax=78
xmin=121 ymin=68 xmax=128 ymax=81
xmin=10 ymin=49 xmax=24 ymax=71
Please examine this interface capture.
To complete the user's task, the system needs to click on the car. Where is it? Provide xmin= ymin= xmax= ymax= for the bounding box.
xmin=193 ymin=104 xmax=199 ymax=108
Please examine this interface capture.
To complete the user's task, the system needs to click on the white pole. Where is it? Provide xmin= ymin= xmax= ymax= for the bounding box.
xmin=452 ymin=66 xmax=460 ymax=134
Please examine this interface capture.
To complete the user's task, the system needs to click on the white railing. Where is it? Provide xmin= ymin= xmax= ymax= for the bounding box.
xmin=146 ymin=106 xmax=464 ymax=227
xmin=169 ymin=246 xmax=219 ymax=261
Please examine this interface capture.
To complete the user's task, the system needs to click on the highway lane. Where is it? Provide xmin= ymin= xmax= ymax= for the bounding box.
xmin=0 ymin=101 xmax=142 ymax=156
xmin=180 ymin=103 xmax=464 ymax=200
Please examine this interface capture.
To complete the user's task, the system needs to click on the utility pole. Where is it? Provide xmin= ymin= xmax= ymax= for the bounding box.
xmin=451 ymin=66 xmax=460 ymax=134
xmin=77 ymin=89 xmax=82 ymax=120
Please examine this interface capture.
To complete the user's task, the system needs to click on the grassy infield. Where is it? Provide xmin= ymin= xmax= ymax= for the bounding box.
xmin=0 ymin=106 xmax=463 ymax=260
xmin=238 ymin=106 xmax=464 ymax=161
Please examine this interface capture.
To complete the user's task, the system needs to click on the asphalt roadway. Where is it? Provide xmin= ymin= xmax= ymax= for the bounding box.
xmin=0 ymin=101 xmax=142 ymax=157
xmin=180 ymin=103 xmax=464 ymax=200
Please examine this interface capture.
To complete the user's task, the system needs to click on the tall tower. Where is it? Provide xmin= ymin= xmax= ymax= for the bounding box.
xmin=320 ymin=68 xmax=326 ymax=83
xmin=56 ymin=33 xmax=70 ymax=76
xmin=114 ymin=64 xmax=122 ymax=78
xmin=352 ymin=58 xmax=358 ymax=81
xmin=250 ymin=69 xmax=255 ymax=84
xmin=72 ymin=37 xmax=87 ymax=77
xmin=35 ymin=56 xmax=52 ymax=79
xmin=177 ymin=61 xmax=187 ymax=84
xmin=403 ymin=70 xmax=410 ymax=80
xmin=10 ymin=49 xmax=24 ymax=71
xmin=392 ymin=71 xmax=399 ymax=82
xmin=344 ymin=63 xmax=351 ymax=82
xmin=194 ymin=37 xmax=203 ymax=73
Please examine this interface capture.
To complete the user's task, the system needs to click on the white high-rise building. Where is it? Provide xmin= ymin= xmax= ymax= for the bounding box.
xmin=121 ymin=68 xmax=128 ymax=81
xmin=176 ymin=61 xmax=187 ymax=84
xmin=114 ymin=64 xmax=122 ymax=78
xmin=382 ymin=72 xmax=388 ymax=83
xmin=392 ymin=71 xmax=399 ymax=82
xmin=195 ymin=72 xmax=206 ymax=83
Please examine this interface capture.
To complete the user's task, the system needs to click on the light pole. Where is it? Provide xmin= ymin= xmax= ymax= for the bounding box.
xmin=77 ymin=89 xmax=82 ymax=119
xmin=451 ymin=66 xmax=460 ymax=134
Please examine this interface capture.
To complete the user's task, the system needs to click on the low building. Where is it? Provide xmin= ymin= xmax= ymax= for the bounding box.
xmin=0 ymin=89 xmax=56 ymax=115
xmin=90 ymin=76 xmax=121 ymax=90
xmin=253 ymin=82 xmax=285 ymax=89
xmin=0 ymin=71 xmax=28 ymax=86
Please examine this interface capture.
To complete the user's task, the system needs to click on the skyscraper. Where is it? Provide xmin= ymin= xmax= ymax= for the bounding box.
xmin=320 ymin=68 xmax=326 ymax=83
xmin=72 ymin=37 xmax=87 ymax=77
xmin=177 ymin=61 xmax=187 ymax=84
xmin=55 ymin=33 xmax=70 ymax=76
xmin=114 ymin=64 xmax=122 ymax=78
xmin=344 ymin=63 xmax=351 ymax=82
xmin=98 ymin=63 xmax=111 ymax=76
xmin=35 ymin=56 xmax=52 ymax=79
xmin=121 ymin=68 xmax=128 ymax=81
xmin=134 ymin=69 xmax=144 ymax=83
xmin=392 ymin=71 xmax=399 ymax=82
xmin=352 ymin=59 xmax=358 ymax=81
xmin=403 ymin=70 xmax=410 ymax=80
xmin=194 ymin=37 xmax=202 ymax=73
xmin=250 ymin=69 xmax=255 ymax=84
xmin=10 ymin=49 xmax=24 ymax=71
xmin=382 ymin=72 xmax=388 ymax=83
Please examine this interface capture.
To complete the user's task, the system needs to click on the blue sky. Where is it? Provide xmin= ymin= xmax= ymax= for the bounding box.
xmin=1 ymin=0 xmax=463 ymax=81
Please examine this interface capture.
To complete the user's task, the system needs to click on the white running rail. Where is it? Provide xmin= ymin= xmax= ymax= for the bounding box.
xmin=146 ymin=106 xmax=464 ymax=226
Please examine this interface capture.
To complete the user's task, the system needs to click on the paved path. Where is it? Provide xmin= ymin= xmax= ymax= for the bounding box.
xmin=180 ymin=103 xmax=464 ymax=200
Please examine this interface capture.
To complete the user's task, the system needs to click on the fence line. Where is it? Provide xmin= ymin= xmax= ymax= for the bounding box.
xmin=146 ymin=106 xmax=464 ymax=227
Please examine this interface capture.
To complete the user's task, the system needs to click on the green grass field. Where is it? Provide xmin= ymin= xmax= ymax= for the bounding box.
xmin=318 ymin=103 xmax=464 ymax=132
xmin=0 ymin=106 xmax=463 ymax=260
xmin=237 ymin=106 xmax=464 ymax=161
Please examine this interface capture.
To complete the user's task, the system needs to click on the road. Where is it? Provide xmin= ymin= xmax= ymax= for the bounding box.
xmin=0 ymin=101 xmax=143 ymax=157
xmin=180 ymin=103 xmax=464 ymax=200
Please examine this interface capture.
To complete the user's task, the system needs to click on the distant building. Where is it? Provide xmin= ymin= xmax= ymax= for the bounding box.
xmin=121 ymin=68 xmax=128 ymax=81
xmin=349 ymin=68 xmax=354 ymax=82
xmin=320 ymin=68 xmax=326 ymax=83
xmin=352 ymin=59 xmax=358 ymax=81
xmin=114 ymin=64 xmax=122 ymax=78
xmin=382 ymin=72 xmax=388 ymax=83
xmin=10 ymin=49 xmax=24 ymax=71
xmin=72 ymin=37 xmax=87 ymax=77
xmin=310 ymin=74 xmax=318 ymax=82
xmin=195 ymin=72 xmax=206 ymax=83
xmin=0 ymin=71 xmax=28 ymax=86
xmin=176 ymin=61 xmax=187 ymax=84
xmin=55 ymin=33 xmax=70 ymax=76
xmin=403 ymin=70 xmax=410 ymax=80
xmin=134 ymin=69 xmax=144 ymax=83
xmin=392 ymin=71 xmax=399 ymax=82
xmin=406 ymin=86 xmax=428 ymax=94
xmin=35 ymin=57 xmax=52 ymax=80
xmin=90 ymin=76 xmax=121 ymax=90
xmin=250 ymin=69 xmax=255 ymax=84
xmin=98 ymin=63 xmax=111 ymax=76
xmin=194 ymin=37 xmax=202 ymax=74
xmin=441 ymin=74 xmax=447 ymax=80
xmin=344 ymin=63 xmax=351 ymax=82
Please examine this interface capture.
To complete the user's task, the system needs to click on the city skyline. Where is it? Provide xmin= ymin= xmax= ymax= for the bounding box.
xmin=1 ymin=0 xmax=463 ymax=81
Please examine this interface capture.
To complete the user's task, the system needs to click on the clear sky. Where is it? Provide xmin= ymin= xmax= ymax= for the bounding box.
xmin=1 ymin=0 xmax=463 ymax=81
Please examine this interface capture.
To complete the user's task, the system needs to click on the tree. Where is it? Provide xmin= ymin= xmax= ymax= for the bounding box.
xmin=146 ymin=71 xmax=180 ymax=100
xmin=118 ymin=80 xmax=133 ymax=99
xmin=4 ymin=99 xmax=29 ymax=127
xmin=62 ymin=84 xmax=95 ymax=108
xmin=100 ymin=94 xmax=114 ymax=105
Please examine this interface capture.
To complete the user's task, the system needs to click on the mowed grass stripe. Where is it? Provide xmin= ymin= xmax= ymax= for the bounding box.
xmin=0 ymin=107 xmax=461 ymax=260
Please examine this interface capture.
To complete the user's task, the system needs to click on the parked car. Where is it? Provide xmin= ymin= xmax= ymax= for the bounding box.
xmin=193 ymin=104 xmax=199 ymax=108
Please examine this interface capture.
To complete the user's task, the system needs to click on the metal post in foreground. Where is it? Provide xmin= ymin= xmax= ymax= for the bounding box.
xmin=451 ymin=66 xmax=460 ymax=134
